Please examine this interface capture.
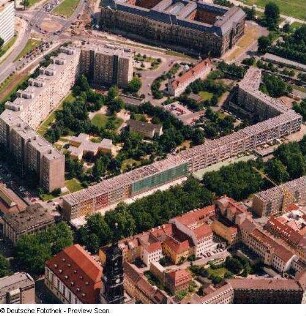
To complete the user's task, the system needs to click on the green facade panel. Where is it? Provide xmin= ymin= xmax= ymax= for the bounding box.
xmin=131 ymin=163 xmax=188 ymax=194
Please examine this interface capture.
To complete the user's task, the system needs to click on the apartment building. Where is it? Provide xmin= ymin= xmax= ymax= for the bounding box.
xmin=80 ymin=45 xmax=133 ymax=88
xmin=123 ymin=262 xmax=171 ymax=304
xmin=101 ymin=0 xmax=245 ymax=57
xmin=116 ymin=205 xmax=215 ymax=267
xmin=62 ymin=61 xmax=302 ymax=219
xmin=0 ymin=0 xmax=14 ymax=44
xmin=168 ymin=59 xmax=212 ymax=97
xmin=3 ymin=203 xmax=55 ymax=245
xmin=5 ymin=47 xmax=80 ymax=130
xmin=165 ymin=269 xmax=192 ymax=295
xmin=252 ymin=176 xmax=306 ymax=217
xmin=0 ymin=110 xmax=65 ymax=192
xmin=239 ymin=218 xmax=297 ymax=273
xmin=189 ymin=277 xmax=305 ymax=304
xmin=264 ymin=207 xmax=306 ymax=262
xmin=0 ymin=272 xmax=35 ymax=304
xmin=45 ymin=244 xmax=102 ymax=304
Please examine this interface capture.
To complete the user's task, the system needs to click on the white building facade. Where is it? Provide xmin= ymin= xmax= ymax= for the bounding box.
xmin=0 ymin=0 xmax=14 ymax=44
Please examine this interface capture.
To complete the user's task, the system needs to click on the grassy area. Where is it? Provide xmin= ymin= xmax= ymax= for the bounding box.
xmin=40 ymin=193 xmax=55 ymax=201
xmin=0 ymin=35 xmax=17 ymax=59
xmin=27 ymin=0 xmax=44 ymax=6
xmin=65 ymin=178 xmax=83 ymax=193
xmin=291 ymin=22 xmax=303 ymax=30
xmin=53 ymin=0 xmax=80 ymax=18
xmin=199 ymin=91 xmax=213 ymax=101
xmin=91 ymin=114 xmax=123 ymax=130
xmin=240 ymin=0 xmax=306 ymax=20
xmin=292 ymin=85 xmax=306 ymax=93
xmin=0 ymin=73 xmax=30 ymax=102
xmin=37 ymin=93 xmax=75 ymax=136
xmin=207 ymin=267 xmax=228 ymax=278
xmin=15 ymin=39 xmax=41 ymax=62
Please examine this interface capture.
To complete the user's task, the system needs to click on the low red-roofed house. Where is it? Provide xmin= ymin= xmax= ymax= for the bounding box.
xmin=165 ymin=269 xmax=192 ymax=295
xmin=45 ymin=244 xmax=102 ymax=304
xmin=167 ymin=59 xmax=212 ymax=97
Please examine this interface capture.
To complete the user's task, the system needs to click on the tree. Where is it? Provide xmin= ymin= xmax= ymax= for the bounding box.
xmin=0 ymin=254 xmax=10 ymax=277
xmin=107 ymin=86 xmax=119 ymax=102
xmin=16 ymin=235 xmax=52 ymax=275
xmin=0 ymin=37 xmax=4 ymax=49
xmin=258 ymin=36 xmax=272 ymax=53
xmin=225 ymin=257 xmax=243 ymax=274
xmin=127 ymin=77 xmax=142 ymax=93
xmin=264 ymin=2 xmax=280 ymax=29
xmin=265 ymin=159 xmax=289 ymax=183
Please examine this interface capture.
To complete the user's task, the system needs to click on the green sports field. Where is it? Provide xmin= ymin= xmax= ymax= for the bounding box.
xmin=240 ymin=0 xmax=306 ymax=21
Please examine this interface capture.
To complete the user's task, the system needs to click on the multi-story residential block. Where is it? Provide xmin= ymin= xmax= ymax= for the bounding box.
xmin=116 ymin=205 xmax=215 ymax=266
xmin=189 ymin=277 xmax=306 ymax=304
xmin=100 ymin=0 xmax=245 ymax=57
xmin=123 ymin=262 xmax=172 ymax=304
xmin=0 ymin=272 xmax=35 ymax=304
xmin=189 ymin=283 xmax=234 ymax=304
xmin=3 ymin=203 xmax=55 ymax=245
xmin=165 ymin=269 xmax=191 ymax=295
xmin=45 ymin=244 xmax=102 ymax=304
xmin=0 ymin=182 xmax=27 ymax=215
xmin=0 ymin=110 xmax=65 ymax=192
xmin=239 ymin=218 xmax=297 ymax=273
xmin=169 ymin=205 xmax=215 ymax=257
xmin=5 ymin=47 xmax=80 ymax=130
xmin=62 ymin=66 xmax=302 ymax=219
xmin=264 ymin=206 xmax=306 ymax=262
xmin=167 ymin=59 xmax=212 ymax=97
xmin=127 ymin=119 xmax=163 ymax=139
xmin=252 ymin=176 xmax=306 ymax=217
xmin=0 ymin=0 xmax=14 ymax=44
xmin=62 ymin=156 xmax=189 ymax=220
xmin=80 ymin=45 xmax=133 ymax=88
xmin=228 ymin=278 xmax=304 ymax=304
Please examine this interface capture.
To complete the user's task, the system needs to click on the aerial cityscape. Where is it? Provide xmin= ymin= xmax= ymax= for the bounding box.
xmin=0 ymin=0 xmax=305 ymax=307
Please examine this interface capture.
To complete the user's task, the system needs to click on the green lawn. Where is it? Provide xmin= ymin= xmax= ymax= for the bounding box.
xmin=240 ymin=0 xmax=306 ymax=20
xmin=37 ymin=93 xmax=75 ymax=136
xmin=91 ymin=114 xmax=123 ymax=130
xmin=199 ymin=91 xmax=213 ymax=101
xmin=207 ymin=267 xmax=228 ymax=278
xmin=15 ymin=39 xmax=41 ymax=62
xmin=0 ymin=73 xmax=30 ymax=102
xmin=65 ymin=178 xmax=83 ymax=193
xmin=0 ymin=35 xmax=17 ymax=59
xmin=53 ymin=0 xmax=80 ymax=18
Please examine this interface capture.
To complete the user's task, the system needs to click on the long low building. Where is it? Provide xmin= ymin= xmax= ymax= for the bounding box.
xmin=62 ymin=67 xmax=303 ymax=220
xmin=62 ymin=156 xmax=188 ymax=220
xmin=100 ymin=0 xmax=245 ymax=57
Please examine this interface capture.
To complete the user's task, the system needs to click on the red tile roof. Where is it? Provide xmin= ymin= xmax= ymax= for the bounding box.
xmin=163 ymin=236 xmax=191 ymax=254
xmin=251 ymin=229 xmax=295 ymax=263
xmin=193 ymin=224 xmax=213 ymax=240
xmin=144 ymin=242 xmax=162 ymax=253
xmin=173 ymin=205 xmax=215 ymax=226
xmin=171 ymin=59 xmax=211 ymax=90
xmin=46 ymin=244 xmax=102 ymax=304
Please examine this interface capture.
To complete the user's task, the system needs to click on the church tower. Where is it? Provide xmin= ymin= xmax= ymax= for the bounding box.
xmin=100 ymin=224 xmax=124 ymax=304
